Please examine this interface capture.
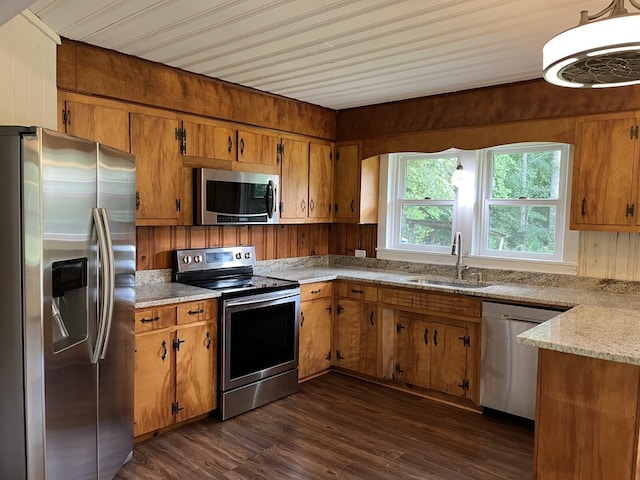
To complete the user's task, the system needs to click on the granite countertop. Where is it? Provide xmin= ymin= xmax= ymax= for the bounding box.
xmin=516 ymin=304 xmax=640 ymax=366
xmin=135 ymin=263 xmax=640 ymax=366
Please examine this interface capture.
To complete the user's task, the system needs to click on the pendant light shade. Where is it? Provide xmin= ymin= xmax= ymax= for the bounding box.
xmin=543 ymin=0 xmax=640 ymax=88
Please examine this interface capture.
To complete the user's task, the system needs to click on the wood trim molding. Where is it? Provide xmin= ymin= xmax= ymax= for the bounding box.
xmin=57 ymin=39 xmax=336 ymax=140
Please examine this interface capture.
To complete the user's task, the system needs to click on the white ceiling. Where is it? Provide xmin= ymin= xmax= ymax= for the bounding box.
xmin=28 ymin=0 xmax=607 ymax=110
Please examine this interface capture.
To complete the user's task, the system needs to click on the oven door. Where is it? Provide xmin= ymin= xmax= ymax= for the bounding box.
xmin=221 ymin=288 xmax=299 ymax=392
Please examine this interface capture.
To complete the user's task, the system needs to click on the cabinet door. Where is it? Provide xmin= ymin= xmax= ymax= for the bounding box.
xmin=130 ymin=113 xmax=182 ymax=224
xmin=429 ymin=322 xmax=468 ymax=398
xmin=572 ymin=114 xmax=639 ymax=227
xmin=395 ymin=314 xmax=430 ymax=388
xmin=63 ymin=99 xmax=129 ymax=152
xmin=134 ymin=331 xmax=175 ymax=436
xmin=309 ymin=142 xmax=333 ymax=221
xmin=237 ymin=130 xmax=257 ymax=164
xmin=182 ymin=120 xmax=236 ymax=163
xmin=175 ymin=323 xmax=217 ymax=422
xmin=335 ymin=144 xmax=360 ymax=221
xmin=336 ymin=298 xmax=378 ymax=377
xmin=280 ymin=138 xmax=309 ymax=220
xmin=299 ymin=298 xmax=333 ymax=379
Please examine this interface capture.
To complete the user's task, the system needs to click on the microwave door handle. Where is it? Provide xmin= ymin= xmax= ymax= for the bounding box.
xmin=266 ymin=180 xmax=275 ymax=218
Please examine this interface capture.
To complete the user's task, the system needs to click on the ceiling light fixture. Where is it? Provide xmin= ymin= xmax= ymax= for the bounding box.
xmin=543 ymin=0 xmax=640 ymax=88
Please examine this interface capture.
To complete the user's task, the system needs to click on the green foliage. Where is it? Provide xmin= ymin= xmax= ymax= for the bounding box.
xmin=404 ymin=156 xmax=457 ymax=200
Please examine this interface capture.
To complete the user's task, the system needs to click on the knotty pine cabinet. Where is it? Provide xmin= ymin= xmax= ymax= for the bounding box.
xmin=58 ymin=92 xmax=129 ymax=152
xmin=571 ymin=112 xmax=640 ymax=231
xmin=378 ymin=286 xmax=481 ymax=403
xmin=395 ymin=312 xmax=470 ymax=399
xmin=334 ymin=281 xmax=380 ymax=378
xmin=298 ymin=282 xmax=333 ymax=380
xmin=181 ymin=117 xmax=236 ymax=166
xmin=280 ymin=139 xmax=333 ymax=222
xmin=133 ymin=300 xmax=217 ymax=437
xmin=334 ymin=144 xmax=361 ymax=222
xmin=130 ymin=110 xmax=184 ymax=226
xmin=237 ymin=128 xmax=280 ymax=174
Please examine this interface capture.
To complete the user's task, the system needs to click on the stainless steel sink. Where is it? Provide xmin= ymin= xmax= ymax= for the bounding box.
xmin=405 ymin=277 xmax=491 ymax=289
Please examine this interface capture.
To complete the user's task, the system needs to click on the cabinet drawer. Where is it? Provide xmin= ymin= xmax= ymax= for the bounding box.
xmin=135 ymin=306 xmax=176 ymax=333
xmin=337 ymin=282 xmax=377 ymax=302
xmin=379 ymin=287 xmax=481 ymax=318
xmin=177 ymin=300 xmax=218 ymax=325
xmin=300 ymin=282 xmax=333 ymax=302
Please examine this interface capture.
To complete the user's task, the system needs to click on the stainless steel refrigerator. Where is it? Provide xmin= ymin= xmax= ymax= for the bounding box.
xmin=0 ymin=127 xmax=136 ymax=480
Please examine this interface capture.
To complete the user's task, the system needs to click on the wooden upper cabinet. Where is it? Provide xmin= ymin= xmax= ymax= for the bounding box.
xmin=308 ymin=142 xmax=334 ymax=221
xmin=334 ymin=143 xmax=361 ymax=222
xmin=181 ymin=119 xmax=236 ymax=165
xmin=130 ymin=111 xmax=183 ymax=225
xmin=360 ymin=155 xmax=380 ymax=224
xmin=237 ymin=129 xmax=279 ymax=174
xmin=59 ymin=94 xmax=129 ymax=152
xmin=571 ymin=112 xmax=640 ymax=230
xmin=280 ymin=138 xmax=310 ymax=221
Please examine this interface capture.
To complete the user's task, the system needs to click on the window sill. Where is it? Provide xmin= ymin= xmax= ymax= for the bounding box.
xmin=376 ymin=248 xmax=579 ymax=275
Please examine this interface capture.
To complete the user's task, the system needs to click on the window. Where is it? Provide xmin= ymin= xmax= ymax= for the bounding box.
xmin=390 ymin=152 xmax=459 ymax=252
xmin=378 ymin=143 xmax=578 ymax=273
xmin=479 ymin=144 xmax=570 ymax=262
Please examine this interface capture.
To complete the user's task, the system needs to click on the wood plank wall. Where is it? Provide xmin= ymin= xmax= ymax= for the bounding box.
xmin=136 ymin=224 xmax=378 ymax=270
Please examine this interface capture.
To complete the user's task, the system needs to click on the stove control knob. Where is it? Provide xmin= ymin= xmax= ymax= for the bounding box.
xmin=194 ymin=255 xmax=202 ymax=263
xmin=235 ymin=253 xmax=242 ymax=259
xmin=183 ymin=255 xmax=192 ymax=264
xmin=244 ymin=252 xmax=251 ymax=259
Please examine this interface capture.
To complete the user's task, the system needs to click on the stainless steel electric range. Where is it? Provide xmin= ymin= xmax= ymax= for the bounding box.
xmin=172 ymin=246 xmax=300 ymax=420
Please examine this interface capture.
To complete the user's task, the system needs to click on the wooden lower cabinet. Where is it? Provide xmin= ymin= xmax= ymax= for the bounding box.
xmin=299 ymin=297 xmax=333 ymax=379
xmin=395 ymin=312 xmax=470 ymax=399
xmin=134 ymin=300 xmax=217 ymax=437
xmin=534 ymin=349 xmax=640 ymax=479
xmin=335 ymin=297 xmax=379 ymax=377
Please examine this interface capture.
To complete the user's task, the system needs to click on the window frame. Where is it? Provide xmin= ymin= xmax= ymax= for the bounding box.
xmin=389 ymin=151 xmax=460 ymax=253
xmin=377 ymin=143 xmax=579 ymax=274
xmin=477 ymin=143 xmax=571 ymax=262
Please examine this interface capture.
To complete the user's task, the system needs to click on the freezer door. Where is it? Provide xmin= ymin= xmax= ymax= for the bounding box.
xmin=41 ymin=128 xmax=100 ymax=480
xmin=96 ymin=143 xmax=135 ymax=479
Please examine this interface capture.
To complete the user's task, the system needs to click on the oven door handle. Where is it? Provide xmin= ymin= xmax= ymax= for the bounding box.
xmin=224 ymin=290 xmax=299 ymax=308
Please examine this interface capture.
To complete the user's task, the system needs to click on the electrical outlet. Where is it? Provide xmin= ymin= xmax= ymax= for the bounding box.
xmin=355 ymin=249 xmax=366 ymax=258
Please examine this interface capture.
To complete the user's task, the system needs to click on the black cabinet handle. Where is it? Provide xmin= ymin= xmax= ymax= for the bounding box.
xmin=301 ymin=199 xmax=306 ymax=212
xmin=350 ymin=199 xmax=355 ymax=213
xmin=351 ymin=289 xmax=364 ymax=294
xmin=300 ymin=311 xmax=305 ymax=327
xmin=309 ymin=199 xmax=315 ymax=212
xmin=433 ymin=329 xmax=438 ymax=346
xmin=160 ymin=340 xmax=167 ymax=361
xmin=227 ymin=135 xmax=233 ymax=153
xmin=370 ymin=310 xmax=375 ymax=326
xmin=135 ymin=192 xmax=140 ymax=210
xmin=140 ymin=316 xmax=160 ymax=323
xmin=240 ymin=137 xmax=245 ymax=155
xmin=581 ymin=197 xmax=586 ymax=216
xmin=205 ymin=331 xmax=212 ymax=350
xmin=310 ymin=289 xmax=322 ymax=295
xmin=188 ymin=308 xmax=204 ymax=315
xmin=424 ymin=328 xmax=429 ymax=345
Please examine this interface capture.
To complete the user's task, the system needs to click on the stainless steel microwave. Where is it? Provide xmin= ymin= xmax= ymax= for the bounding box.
xmin=195 ymin=168 xmax=279 ymax=225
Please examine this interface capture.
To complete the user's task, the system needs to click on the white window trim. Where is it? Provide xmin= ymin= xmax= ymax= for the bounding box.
xmin=377 ymin=144 xmax=580 ymax=275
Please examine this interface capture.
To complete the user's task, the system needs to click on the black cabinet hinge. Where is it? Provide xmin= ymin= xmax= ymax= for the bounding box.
xmin=172 ymin=337 xmax=185 ymax=351
xmin=396 ymin=323 xmax=406 ymax=334
xmin=62 ymin=109 xmax=71 ymax=126
xmin=336 ymin=350 xmax=344 ymax=360
xmin=395 ymin=362 xmax=404 ymax=374
xmin=326 ymin=305 xmax=332 ymax=314
xmin=631 ymin=125 xmax=639 ymax=139
xmin=337 ymin=304 xmax=344 ymax=314
xmin=336 ymin=151 xmax=340 ymax=161
xmin=626 ymin=203 xmax=635 ymax=218
xmin=176 ymin=198 xmax=181 ymax=212
xmin=175 ymin=127 xmax=186 ymax=154
xmin=459 ymin=335 xmax=470 ymax=347
xmin=458 ymin=379 xmax=470 ymax=391
xmin=171 ymin=402 xmax=184 ymax=415
xmin=325 ymin=351 xmax=331 ymax=361
xmin=279 ymin=201 xmax=284 ymax=213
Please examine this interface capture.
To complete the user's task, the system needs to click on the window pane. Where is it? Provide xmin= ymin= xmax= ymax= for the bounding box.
xmin=487 ymin=205 xmax=556 ymax=255
xmin=401 ymin=205 xmax=453 ymax=247
xmin=404 ymin=156 xmax=457 ymax=200
xmin=491 ymin=150 xmax=561 ymax=200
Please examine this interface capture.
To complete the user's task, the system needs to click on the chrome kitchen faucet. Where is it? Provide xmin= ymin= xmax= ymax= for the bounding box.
xmin=452 ymin=231 xmax=469 ymax=280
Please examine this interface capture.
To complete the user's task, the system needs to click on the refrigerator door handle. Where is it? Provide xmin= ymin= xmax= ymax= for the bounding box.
xmin=91 ymin=207 xmax=111 ymax=364
xmin=99 ymin=208 xmax=116 ymax=360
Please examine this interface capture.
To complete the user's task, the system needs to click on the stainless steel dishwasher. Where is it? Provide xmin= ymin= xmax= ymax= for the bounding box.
xmin=480 ymin=301 xmax=563 ymax=420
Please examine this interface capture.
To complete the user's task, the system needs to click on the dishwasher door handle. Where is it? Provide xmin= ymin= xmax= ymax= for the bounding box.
xmin=499 ymin=314 xmax=545 ymax=324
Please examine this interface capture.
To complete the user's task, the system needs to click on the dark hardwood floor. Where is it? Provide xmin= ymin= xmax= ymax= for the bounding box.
xmin=116 ymin=373 xmax=533 ymax=479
